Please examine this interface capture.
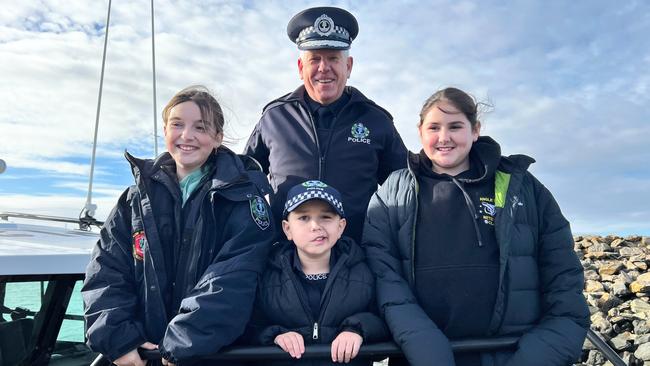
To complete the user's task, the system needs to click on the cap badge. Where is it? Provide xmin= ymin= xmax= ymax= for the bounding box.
xmin=314 ymin=14 xmax=335 ymax=36
xmin=302 ymin=180 xmax=328 ymax=188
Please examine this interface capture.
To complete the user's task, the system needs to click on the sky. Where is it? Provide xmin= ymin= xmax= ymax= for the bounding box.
xmin=0 ymin=0 xmax=649 ymax=236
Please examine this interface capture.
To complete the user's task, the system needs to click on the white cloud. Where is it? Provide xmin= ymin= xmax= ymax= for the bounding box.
xmin=1 ymin=0 xmax=649 ymax=235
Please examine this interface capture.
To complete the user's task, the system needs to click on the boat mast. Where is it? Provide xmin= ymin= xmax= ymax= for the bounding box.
xmin=151 ymin=0 xmax=159 ymax=157
xmin=83 ymin=0 xmax=112 ymax=223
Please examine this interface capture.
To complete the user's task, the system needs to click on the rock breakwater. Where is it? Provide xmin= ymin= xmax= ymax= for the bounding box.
xmin=578 ymin=235 xmax=650 ymax=365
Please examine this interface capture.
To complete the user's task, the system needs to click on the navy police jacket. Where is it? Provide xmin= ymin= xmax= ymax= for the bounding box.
xmin=363 ymin=137 xmax=589 ymax=366
xmin=82 ymin=147 xmax=275 ymax=364
xmin=245 ymin=237 xmax=389 ymax=366
xmin=244 ymin=86 xmax=407 ymax=242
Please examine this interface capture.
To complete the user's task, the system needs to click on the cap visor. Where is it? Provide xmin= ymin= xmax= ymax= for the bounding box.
xmin=298 ymin=39 xmax=350 ymax=50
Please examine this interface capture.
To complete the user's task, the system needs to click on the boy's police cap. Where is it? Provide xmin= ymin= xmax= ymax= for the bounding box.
xmin=283 ymin=180 xmax=345 ymax=218
xmin=287 ymin=7 xmax=358 ymax=50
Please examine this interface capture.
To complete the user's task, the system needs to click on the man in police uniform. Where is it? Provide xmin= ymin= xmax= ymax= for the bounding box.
xmin=244 ymin=6 xmax=407 ymax=242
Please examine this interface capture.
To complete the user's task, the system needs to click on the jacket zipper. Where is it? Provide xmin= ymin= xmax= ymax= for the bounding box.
xmin=410 ymin=168 xmax=419 ymax=285
xmin=312 ymin=322 xmax=319 ymax=340
xmin=301 ymin=102 xmax=323 ymax=179
xmin=281 ymin=255 xmax=319 ymax=340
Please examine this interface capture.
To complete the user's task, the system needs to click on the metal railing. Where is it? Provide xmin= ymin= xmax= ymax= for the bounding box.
xmin=91 ymin=337 xmax=517 ymax=366
xmin=90 ymin=331 xmax=627 ymax=366
xmin=0 ymin=211 xmax=103 ymax=230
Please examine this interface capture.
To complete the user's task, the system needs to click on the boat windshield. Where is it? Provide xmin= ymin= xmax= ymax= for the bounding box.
xmin=0 ymin=220 xmax=99 ymax=366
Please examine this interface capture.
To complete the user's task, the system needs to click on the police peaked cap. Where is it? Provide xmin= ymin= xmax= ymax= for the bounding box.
xmin=283 ymin=180 xmax=345 ymax=218
xmin=287 ymin=6 xmax=359 ymax=50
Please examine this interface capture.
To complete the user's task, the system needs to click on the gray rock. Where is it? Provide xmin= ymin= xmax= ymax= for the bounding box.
xmin=611 ymin=280 xmax=629 ymax=297
xmin=589 ymin=242 xmax=613 ymax=253
xmin=636 ymin=333 xmax=650 ymax=344
xmin=598 ymin=293 xmax=622 ymax=313
xmin=617 ymin=271 xmax=634 ymax=284
xmin=620 ymin=247 xmax=644 ymax=257
xmin=586 ymin=280 xmax=605 ymax=293
xmin=586 ymin=349 xmax=606 ymax=365
xmin=631 ymin=299 xmax=650 ymax=314
xmin=599 ymin=262 xmax=623 ymax=276
xmin=634 ymin=342 xmax=650 ymax=360
xmin=583 ymin=338 xmax=597 ymax=350
xmin=633 ymin=319 xmax=650 ymax=334
xmin=585 ymin=269 xmax=602 ymax=281
xmin=609 ymin=331 xmax=633 ymax=351
xmin=630 ymin=273 xmax=650 ymax=293
xmin=591 ymin=312 xmax=613 ymax=334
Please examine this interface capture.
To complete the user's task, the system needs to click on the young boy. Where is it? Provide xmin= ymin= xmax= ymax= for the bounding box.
xmin=246 ymin=180 xmax=387 ymax=365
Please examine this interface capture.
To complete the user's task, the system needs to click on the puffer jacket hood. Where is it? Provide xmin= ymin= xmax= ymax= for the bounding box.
xmin=408 ymin=136 xmax=505 ymax=183
xmin=408 ymin=136 xmax=509 ymax=248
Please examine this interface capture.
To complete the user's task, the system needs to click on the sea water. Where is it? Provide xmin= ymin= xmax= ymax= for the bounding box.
xmin=3 ymin=281 xmax=85 ymax=342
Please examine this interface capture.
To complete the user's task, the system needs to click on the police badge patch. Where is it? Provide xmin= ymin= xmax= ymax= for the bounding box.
xmin=250 ymin=196 xmax=270 ymax=230
xmin=132 ymin=230 xmax=146 ymax=261
xmin=348 ymin=122 xmax=371 ymax=144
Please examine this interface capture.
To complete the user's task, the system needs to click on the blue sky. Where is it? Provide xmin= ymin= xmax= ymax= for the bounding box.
xmin=0 ymin=0 xmax=649 ymax=236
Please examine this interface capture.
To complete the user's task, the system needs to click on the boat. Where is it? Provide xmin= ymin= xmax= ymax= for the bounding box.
xmin=0 ymin=212 xmax=102 ymax=366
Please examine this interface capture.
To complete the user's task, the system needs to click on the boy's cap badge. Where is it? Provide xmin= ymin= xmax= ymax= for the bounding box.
xmin=302 ymin=180 xmax=328 ymax=188
xmin=132 ymin=230 xmax=146 ymax=261
xmin=250 ymin=196 xmax=270 ymax=230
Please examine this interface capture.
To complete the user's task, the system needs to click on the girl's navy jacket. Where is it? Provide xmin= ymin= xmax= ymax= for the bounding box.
xmin=82 ymin=147 xmax=276 ymax=364
xmin=245 ymin=237 xmax=388 ymax=365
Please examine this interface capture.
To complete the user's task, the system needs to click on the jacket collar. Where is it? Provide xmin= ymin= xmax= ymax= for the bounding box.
xmin=125 ymin=146 xmax=251 ymax=191
xmin=268 ymin=85 xmax=393 ymax=120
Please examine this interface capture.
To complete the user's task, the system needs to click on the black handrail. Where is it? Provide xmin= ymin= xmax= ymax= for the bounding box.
xmin=137 ymin=337 xmax=518 ymax=361
xmin=90 ymin=338 xmax=517 ymax=365
xmin=91 ymin=330 xmax=628 ymax=365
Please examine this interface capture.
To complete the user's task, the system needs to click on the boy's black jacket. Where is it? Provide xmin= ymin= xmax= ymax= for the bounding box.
xmin=244 ymin=236 xmax=388 ymax=366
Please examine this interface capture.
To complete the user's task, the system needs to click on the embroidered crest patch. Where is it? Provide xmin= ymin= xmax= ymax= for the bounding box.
xmin=250 ymin=196 xmax=270 ymax=230
xmin=479 ymin=197 xmax=496 ymax=226
xmin=302 ymin=180 xmax=328 ymax=188
xmin=132 ymin=230 xmax=146 ymax=260
xmin=348 ymin=122 xmax=371 ymax=144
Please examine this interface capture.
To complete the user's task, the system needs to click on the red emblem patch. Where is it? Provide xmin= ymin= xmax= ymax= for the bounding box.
xmin=132 ymin=230 xmax=146 ymax=261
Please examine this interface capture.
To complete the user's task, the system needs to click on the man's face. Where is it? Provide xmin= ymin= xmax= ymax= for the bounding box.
xmin=298 ymin=49 xmax=353 ymax=106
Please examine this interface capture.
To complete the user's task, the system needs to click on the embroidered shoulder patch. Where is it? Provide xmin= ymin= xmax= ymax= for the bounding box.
xmin=132 ymin=230 xmax=147 ymax=261
xmin=250 ymin=196 xmax=270 ymax=230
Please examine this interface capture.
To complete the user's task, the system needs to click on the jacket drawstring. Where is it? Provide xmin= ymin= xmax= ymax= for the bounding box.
xmin=451 ymin=177 xmax=484 ymax=247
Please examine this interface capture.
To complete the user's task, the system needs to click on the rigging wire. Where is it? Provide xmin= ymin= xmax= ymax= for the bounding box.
xmin=151 ymin=0 xmax=159 ymax=157
xmin=83 ymin=0 xmax=112 ymax=223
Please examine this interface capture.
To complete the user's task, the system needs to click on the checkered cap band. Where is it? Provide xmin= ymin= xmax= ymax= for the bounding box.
xmin=284 ymin=189 xmax=345 ymax=217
